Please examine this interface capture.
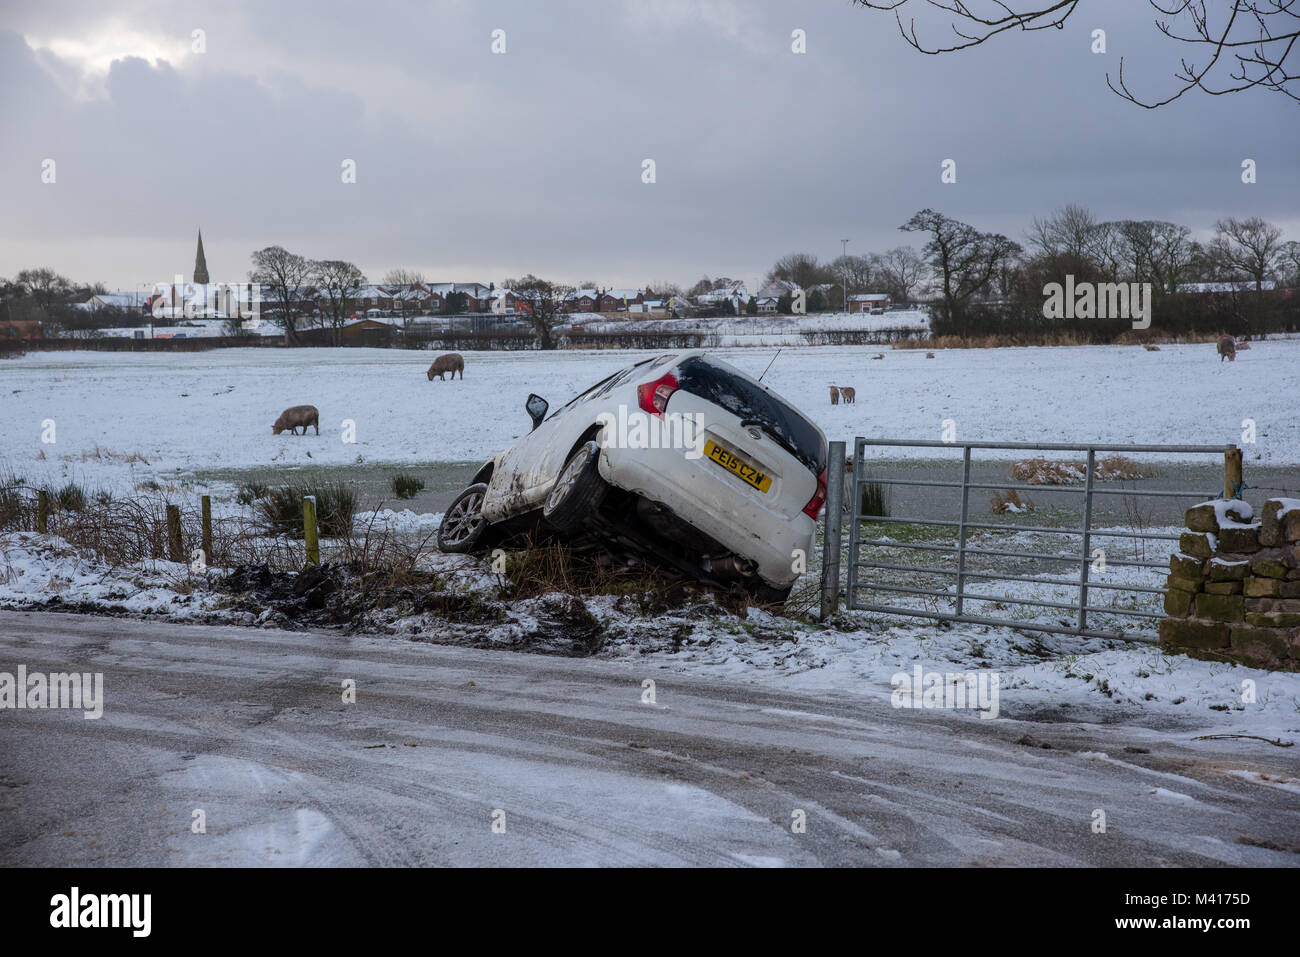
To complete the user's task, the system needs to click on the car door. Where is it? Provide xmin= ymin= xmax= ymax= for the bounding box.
xmin=482 ymin=367 xmax=630 ymax=520
xmin=517 ymin=359 xmax=659 ymax=500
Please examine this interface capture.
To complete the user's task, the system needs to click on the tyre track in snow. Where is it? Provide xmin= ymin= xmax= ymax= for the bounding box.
xmin=0 ymin=610 xmax=1297 ymax=866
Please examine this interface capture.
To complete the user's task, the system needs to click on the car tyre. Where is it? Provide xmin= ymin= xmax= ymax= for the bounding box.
xmin=437 ymin=482 xmax=490 ymax=552
xmin=543 ymin=440 xmax=607 ymax=531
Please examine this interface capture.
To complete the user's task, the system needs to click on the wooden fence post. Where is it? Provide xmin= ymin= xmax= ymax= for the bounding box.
xmin=1224 ymin=445 xmax=1243 ymax=500
xmin=166 ymin=504 xmax=183 ymax=562
xmin=37 ymin=489 xmax=49 ymax=534
xmin=200 ymin=494 xmax=213 ymax=566
xmin=303 ymin=495 xmax=320 ymax=566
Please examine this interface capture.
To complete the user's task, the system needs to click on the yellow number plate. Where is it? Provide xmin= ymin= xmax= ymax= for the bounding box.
xmin=703 ymin=440 xmax=772 ymax=493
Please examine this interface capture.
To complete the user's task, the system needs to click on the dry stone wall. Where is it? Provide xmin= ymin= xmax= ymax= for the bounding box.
xmin=1159 ymin=497 xmax=1300 ymax=672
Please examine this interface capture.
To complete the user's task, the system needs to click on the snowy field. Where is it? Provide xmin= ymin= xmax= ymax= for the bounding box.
xmin=3 ymin=338 xmax=1298 ymax=495
xmin=575 ymin=308 xmax=931 ymax=342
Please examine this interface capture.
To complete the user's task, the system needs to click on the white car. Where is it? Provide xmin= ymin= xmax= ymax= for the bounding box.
xmin=436 ymin=350 xmax=829 ymax=602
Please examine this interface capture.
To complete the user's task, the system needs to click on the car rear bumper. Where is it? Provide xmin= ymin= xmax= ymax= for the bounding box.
xmin=599 ymin=446 xmax=815 ymax=587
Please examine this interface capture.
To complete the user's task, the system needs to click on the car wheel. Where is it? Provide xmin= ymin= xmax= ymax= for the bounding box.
xmin=437 ymin=482 xmax=490 ymax=552
xmin=543 ymin=440 xmax=607 ymax=531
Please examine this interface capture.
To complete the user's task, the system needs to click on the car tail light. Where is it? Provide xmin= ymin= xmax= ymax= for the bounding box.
xmin=802 ymin=468 xmax=828 ymax=519
xmin=637 ymin=372 xmax=678 ymax=418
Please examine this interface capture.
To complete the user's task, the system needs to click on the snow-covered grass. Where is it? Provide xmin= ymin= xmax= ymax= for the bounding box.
xmin=601 ymin=603 xmax=1300 ymax=742
xmin=4 ymin=338 xmax=1298 ymax=499
xmin=0 ymin=531 xmax=223 ymax=617
xmin=573 ymin=309 xmax=929 ymax=336
xmin=3 ymin=528 xmax=1297 ymax=743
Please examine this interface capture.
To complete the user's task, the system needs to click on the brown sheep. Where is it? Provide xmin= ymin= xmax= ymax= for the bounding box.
xmin=1217 ymin=335 xmax=1236 ymax=362
xmin=829 ymin=386 xmax=840 ymax=406
xmin=839 ymin=386 xmax=856 ymax=403
xmin=272 ymin=405 xmax=319 ymax=435
xmin=427 ymin=352 xmax=465 ymax=380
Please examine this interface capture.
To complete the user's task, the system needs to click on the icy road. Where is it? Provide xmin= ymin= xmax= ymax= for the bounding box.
xmin=0 ymin=610 xmax=1296 ymax=867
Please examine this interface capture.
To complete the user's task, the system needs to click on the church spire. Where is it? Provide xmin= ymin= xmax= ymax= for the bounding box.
xmin=193 ymin=229 xmax=209 ymax=284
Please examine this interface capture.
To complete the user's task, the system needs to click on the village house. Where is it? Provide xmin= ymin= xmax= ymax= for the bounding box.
xmin=849 ymin=292 xmax=892 ymax=313
xmin=563 ymin=288 xmax=601 ymax=313
xmin=150 ymin=281 xmax=264 ymax=321
xmin=599 ymin=288 xmax=645 ymax=312
xmin=755 ymin=279 xmax=798 ymax=301
xmin=695 ymin=281 xmax=748 ymax=314
xmin=82 ymin=291 xmax=151 ymax=316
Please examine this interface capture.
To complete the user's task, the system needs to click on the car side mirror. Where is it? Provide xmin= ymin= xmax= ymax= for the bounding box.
xmin=526 ymin=394 xmax=549 ymax=431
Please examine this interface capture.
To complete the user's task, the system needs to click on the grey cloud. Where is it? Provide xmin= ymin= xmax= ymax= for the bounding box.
xmin=1 ymin=0 xmax=1296 ymax=289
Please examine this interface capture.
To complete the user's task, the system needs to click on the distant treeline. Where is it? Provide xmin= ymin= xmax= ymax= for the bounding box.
xmin=931 ymin=289 xmax=1299 ymax=343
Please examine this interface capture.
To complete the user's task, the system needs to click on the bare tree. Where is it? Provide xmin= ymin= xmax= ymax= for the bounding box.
xmin=382 ymin=268 xmax=425 ymax=288
xmin=1209 ymin=216 xmax=1286 ymax=291
xmin=313 ymin=259 xmax=367 ymax=345
xmin=830 ymin=254 xmax=875 ymax=293
xmin=505 ymin=274 xmax=573 ymax=350
xmin=380 ymin=269 xmax=426 ymax=329
xmin=687 ymin=276 xmax=714 ymax=297
xmin=1027 ymin=204 xmax=1104 ymax=261
xmin=853 ymin=1 xmax=1299 ymax=106
xmin=14 ymin=268 xmax=74 ymax=316
xmin=765 ymin=253 xmax=833 ymax=289
xmin=1282 ymin=240 xmax=1300 ymax=286
xmin=1116 ymin=220 xmax=1199 ymax=292
xmin=646 ymin=281 xmax=684 ymax=298
xmin=901 ymin=209 xmax=1022 ymax=333
xmin=250 ymin=246 xmax=312 ymax=344
xmin=874 ymin=246 xmax=928 ymax=302
xmin=1089 ymin=222 xmax=1131 ymax=281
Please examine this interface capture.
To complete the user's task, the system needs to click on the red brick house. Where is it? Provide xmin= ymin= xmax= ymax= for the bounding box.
xmin=598 ymin=289 xmax=645 ymax=312
xmin=564 ymin=288 xmax=600 ymax=313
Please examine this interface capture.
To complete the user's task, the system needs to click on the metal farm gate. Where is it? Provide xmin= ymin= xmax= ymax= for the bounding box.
xmin=820 ymin=439 xmax=1238 ymax=640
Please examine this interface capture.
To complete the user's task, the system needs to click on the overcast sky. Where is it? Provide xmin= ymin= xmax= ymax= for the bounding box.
xmin=2 ymin=0 xmax=1297 ymax=292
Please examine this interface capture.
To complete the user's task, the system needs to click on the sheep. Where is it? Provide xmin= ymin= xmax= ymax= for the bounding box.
xmin=272 ymin=405 xmax=319 ymax=436
xmin=426 ymin=352 xmax=465 ymax=380
xmin=839 ymin=386 xmax=856 ymax=403
xmin=1217 ymin=335 xmax=1236 ymax=362
xmin=829 ymin=386 xmax=840 ymax=405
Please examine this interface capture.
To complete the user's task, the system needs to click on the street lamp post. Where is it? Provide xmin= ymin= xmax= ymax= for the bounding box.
xmin=840 ymin=239 xmax=850 ymax=315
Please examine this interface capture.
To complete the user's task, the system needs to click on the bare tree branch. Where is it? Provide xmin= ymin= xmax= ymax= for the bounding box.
xmin=853 ymin=0 xmax=1299 ymax=106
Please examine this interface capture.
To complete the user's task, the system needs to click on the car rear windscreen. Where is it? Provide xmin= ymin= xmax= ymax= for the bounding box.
xmin=674 ymin=356 xmax=827 ymax=475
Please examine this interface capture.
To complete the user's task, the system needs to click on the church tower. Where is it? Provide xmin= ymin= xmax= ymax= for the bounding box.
xmin=193 ymin=229 xmax=210 ymax=284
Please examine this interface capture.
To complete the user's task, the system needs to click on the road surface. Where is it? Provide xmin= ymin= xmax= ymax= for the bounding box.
xmin=0 ymin=610 xmax=1296 ymax=866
